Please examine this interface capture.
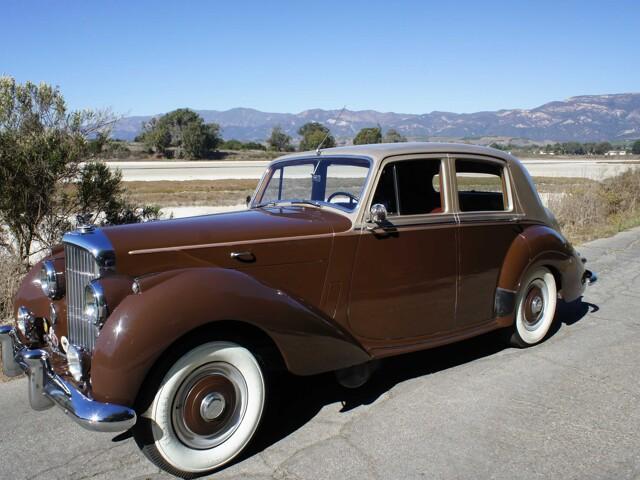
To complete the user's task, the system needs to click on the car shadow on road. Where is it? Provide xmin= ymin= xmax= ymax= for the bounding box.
xmin=237 ymin=297 xmax=598 ymax=468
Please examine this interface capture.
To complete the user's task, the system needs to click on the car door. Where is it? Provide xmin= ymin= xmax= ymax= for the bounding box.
xmin=348 ymin=156 xmax=458 ymax=341
xmin=452 ymin=156 xmax=523 ymax=328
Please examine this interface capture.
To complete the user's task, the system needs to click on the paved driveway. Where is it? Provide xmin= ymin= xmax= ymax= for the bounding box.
xmin=1 ymin=227 xmax=639 ymax=479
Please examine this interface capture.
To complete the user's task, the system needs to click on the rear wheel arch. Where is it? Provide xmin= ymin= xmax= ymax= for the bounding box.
xmin=496 ymin=225 xmax=569 ymax=323
xmin=545 ymin=264 xmax=563 ymax=292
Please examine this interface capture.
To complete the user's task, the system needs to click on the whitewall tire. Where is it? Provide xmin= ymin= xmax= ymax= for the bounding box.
xmin=510 ymin=267 xmax=557 ymax=347
xmin=135 ymin=341 xmax=266 ymax=477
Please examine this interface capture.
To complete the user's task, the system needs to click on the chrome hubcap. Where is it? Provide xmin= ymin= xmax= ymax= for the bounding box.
xmin=531 ymin=296 xmax=543 ymax=317
xmin=522 ymin=279 xmax=547 ymax=331
xmin=172 ymin=363 xmax=248 ymax=450
xmin=200 ymin=392 xmax=226 ymax=421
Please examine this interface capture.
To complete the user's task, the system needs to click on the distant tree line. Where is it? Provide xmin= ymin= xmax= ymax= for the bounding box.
xmin=490 ymin=140 xmax=640 ymax=155
xmin=135 ymin=112 xmax=640 ymax=157
xmin=542 ymin=142 xmax=614 ymax=155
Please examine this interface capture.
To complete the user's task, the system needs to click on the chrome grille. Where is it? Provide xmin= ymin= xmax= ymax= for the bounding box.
xmin=64 ymin=243 xmax=100 ymax=351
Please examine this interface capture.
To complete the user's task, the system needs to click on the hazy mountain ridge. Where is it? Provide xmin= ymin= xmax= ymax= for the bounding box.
xmin=112 ymin=93 xmax=640 ymax=142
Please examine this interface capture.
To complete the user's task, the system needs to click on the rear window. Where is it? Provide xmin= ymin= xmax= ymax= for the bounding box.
xmin=455 ymin=160 xmax=508 ymax=212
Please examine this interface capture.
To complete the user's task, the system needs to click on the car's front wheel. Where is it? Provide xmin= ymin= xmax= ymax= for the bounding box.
xmin=134 ymin=341 xmax=266 ymax=478
xmin=508 ymin=267 xmax=557 ymax=347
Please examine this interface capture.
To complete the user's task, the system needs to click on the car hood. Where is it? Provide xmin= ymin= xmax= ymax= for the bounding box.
xmin=99 ymin=206 xmax=353 ymax=276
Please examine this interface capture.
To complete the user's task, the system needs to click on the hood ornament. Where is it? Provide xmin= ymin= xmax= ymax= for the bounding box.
xmin=76 ymin=214 xmax=95 ymax=234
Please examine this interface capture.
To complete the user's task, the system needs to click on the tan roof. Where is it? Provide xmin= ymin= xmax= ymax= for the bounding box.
xmin=273 ymin=142 xmax=519 ymax=166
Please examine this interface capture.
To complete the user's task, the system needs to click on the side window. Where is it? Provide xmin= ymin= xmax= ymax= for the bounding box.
xmin=455 ymin=160 xmax=507 ymax=212
xmin=371 ymin=159 xmax=444 ymax=216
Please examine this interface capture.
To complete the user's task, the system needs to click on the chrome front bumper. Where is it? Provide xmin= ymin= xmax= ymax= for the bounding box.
xmin=0 ymin=325 xmax=136 ymax=433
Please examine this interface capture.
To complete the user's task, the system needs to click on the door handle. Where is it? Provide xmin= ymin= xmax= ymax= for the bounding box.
xmin=230 ymin=251 xmax=256 ymax=263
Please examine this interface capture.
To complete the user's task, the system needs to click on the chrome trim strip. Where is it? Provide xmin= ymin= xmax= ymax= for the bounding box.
xmin=128 ymin=231 xmax=337 ymax=255
xmin=0 ymin=327 xmax=136 ymax=432
xmin=63 ymin=228 xmax=116 ymax=270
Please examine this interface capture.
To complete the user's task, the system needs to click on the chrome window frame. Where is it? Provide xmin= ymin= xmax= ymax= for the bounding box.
xmin=356 ymin=153 xmax=455 ymax=228
xmin=449 ymin=154 xmax=523 ymax=223
xmin=251 ymin=154 xmax=374 ymax=223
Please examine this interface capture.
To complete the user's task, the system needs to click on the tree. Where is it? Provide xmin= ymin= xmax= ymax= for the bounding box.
xmin=593 ymin=142 xmax=612 ymax=155
xmin=632 ymin=140 xmax=640 ymax=155
xmin=0 ymin=76 xmax=160 ymax=265
xmin=139 ymin=108 xmax=221 ymax=158
xmin=383 ymin=128 xmax=407 ymax=143
xmin=353 ymin=127 xmax=382 ymax=145
xmin=298 ymin=122 xmax=335 ymax=151
xmin=140 ymin=118 xmax=171 ymax=154
xmin=267 ymin=126 xmax=293 ymax=152
xmin=182 ymin=122 xmax=220 ymax=158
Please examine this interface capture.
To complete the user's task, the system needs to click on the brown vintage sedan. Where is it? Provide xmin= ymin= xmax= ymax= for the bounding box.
xmin=1 ymin=142 xmax=596 ymax=476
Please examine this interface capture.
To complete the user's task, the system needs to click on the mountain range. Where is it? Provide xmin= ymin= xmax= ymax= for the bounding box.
xmin=111 ymin=93 xmax=640 ymax=143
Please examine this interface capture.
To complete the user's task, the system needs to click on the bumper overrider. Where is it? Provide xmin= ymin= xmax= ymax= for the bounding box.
xmin=0 ymin=325 xmax=136 ymax=433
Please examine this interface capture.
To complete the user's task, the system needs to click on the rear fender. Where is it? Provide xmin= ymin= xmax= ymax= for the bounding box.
xmin=495 ymin=225 xmax=582 ymax=325
xmin=90 ymin=267 xmax=370 ymax=406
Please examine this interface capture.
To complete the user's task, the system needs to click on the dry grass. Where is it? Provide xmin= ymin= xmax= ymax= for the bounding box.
xmin=532 ymin=176 xmax=597 ymax=193
xmin=549 ymin=169 xmax=640 ymax=244
xmin=124 ymin=179 xmax=259 ymax=207
xmin=0 ymin=249 xmax=23 ymax=382
xmin=0 ymin=250 xmax=22 ymax=325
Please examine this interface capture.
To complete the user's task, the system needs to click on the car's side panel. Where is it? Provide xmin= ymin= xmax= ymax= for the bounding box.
xmin=348 ymin=222 xmax=458 ymax=341
xmin=90 ymin=267 xmax=371 ymax=406
xmin=455 ymin=221 xmax=521 ymax=328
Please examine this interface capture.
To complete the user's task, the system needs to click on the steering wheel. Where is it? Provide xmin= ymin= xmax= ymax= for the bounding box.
xmin=327 ymin=191 xmax=359 ymax=206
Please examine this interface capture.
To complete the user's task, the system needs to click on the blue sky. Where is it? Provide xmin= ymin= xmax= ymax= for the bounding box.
xmin=1 ymin=0 xmax=638 ymax=116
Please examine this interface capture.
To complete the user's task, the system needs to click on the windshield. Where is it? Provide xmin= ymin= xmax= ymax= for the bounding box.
xmin=256 ymin=157 xmax=370 ymax=212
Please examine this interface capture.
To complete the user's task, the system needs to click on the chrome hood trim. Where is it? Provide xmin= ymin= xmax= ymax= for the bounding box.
xmin=62 ymin=228 xmax=116 ymax=270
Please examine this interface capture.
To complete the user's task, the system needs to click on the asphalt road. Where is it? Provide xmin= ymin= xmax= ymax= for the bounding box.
xmin=1 ymin=227 xmax=639 ymax=480
xmin=108 ymin=158 xmax=640 ymax=182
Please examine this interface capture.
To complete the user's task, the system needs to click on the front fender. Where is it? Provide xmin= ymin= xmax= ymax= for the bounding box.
xmin=90 ymin=267 xmax=370 ymax=406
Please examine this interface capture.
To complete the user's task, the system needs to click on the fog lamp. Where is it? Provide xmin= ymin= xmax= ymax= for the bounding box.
xmin=66 ymin=344 xmax=85 ymax=382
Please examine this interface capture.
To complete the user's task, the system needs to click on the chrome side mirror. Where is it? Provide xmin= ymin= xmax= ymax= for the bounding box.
xmin=370 ymin=203 xmax=388 ymax=224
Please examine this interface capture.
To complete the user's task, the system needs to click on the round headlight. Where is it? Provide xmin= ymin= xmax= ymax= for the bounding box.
xmin=40 ymin=260 xmax=62 ymax=299
xmin=84 ymin=281 xmax=108 ymax=328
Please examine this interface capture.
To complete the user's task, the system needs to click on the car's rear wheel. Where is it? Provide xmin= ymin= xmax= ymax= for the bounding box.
xmin=508 ymin=267 xmax=557 ymax=347
xmin=134 ymin=341 xmax=266 ymax=478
